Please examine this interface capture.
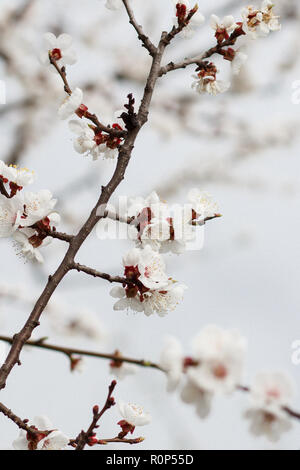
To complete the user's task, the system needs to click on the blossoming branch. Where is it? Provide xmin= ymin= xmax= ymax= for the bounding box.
xmin=0 ymin=0 xmax=290 ymax=451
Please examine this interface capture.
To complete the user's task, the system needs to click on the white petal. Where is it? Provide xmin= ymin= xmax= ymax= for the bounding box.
xmin=57 ymin=33 xmax=73 ymax=50
xmin=43 ymin=32 xmax=57 ymax=49
xmin=210 ymin=14 xmax=219 ymax=30
xmin=62 ymin=49 xmax=77 ymax=66
xmin=110 ymin=286 xmax=125 ymax=299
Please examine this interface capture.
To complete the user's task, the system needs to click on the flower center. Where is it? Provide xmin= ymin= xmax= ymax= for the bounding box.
xmin=51 ymin=48 xmax=62 ymax=61
xmin=266 ymin=388 xmax=280 ymax=399
xmin=212 ymin=363 xmax=228 ymax=379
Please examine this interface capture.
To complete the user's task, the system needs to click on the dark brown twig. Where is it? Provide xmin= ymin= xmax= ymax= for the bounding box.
xmin=97 ymin=437 xmax=144 ymax=445
xmin=75 ymin=381 xmax=116 ymax=451
xmin=0 ymin=401 xmax=37 ymax=437
xmin=122 ymin=0 xmax=156 ymax=56
xmin=70 ymin=262 xmax=132 ymax=285
xmin=159 ymin=33 xmax=243 ymax=77
xmin=0 ymin=335 xmax=163 ymax=371
xmin=0 ymin=4 xmax=216 ymax=394
xmin=48 ymin=54 xmax=126 ymax=138
xmin=43 ymin=229 xmax=74 ymax=243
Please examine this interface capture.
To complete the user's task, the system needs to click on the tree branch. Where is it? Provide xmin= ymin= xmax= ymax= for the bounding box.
xmin=75 ymin=380 xmax=116 ymax=451
xmin=49 ymin=54 xmax=126 ymax=138
xmin=122 ymin=0 xmax=156 ymax=56
xmin=0 ymin=401 xmax=37 ymax=437
xmin=44 ymin=229 xmax=74 ymax=243
xmin=159 ymin=34 xmax=242 ymax=77
xmin=96 ymin=437 xmax=144 ymax=445
xmin=0 ymin=31 xmax=169 ymax=391
xmin=0 ymin=335 xmax=163 ymax=371
xmin=70 ymin=262 xmax=132 ymax=285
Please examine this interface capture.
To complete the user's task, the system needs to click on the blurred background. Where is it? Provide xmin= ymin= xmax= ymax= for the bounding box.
xmin=0 ymin=0 xmax=299 ymax=450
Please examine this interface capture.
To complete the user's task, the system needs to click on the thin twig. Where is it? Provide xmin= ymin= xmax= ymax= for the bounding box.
xmin=48 ymin=54 xmax=126 ymax=138
xmin=122 ymin=0 xmax=156 ymax=56
xmin=0 ymin=2 xmax=215 ymax=396
xmin=75 ymin=381 xmax=116 ymax=451
xmin=97 ymin=437 xmax=144 ymax=445
xmin=70 ymin=262 xmax=131 ymax=285
xmin=0 ymin=334 xmax=163 ymax=371
xmin=0 ymin=401 xmax=37 ymax=437
xmin=159 ymin=34 xmax=242 ymax=77
xmin=44 ymin=229 xmax=74 ymax=243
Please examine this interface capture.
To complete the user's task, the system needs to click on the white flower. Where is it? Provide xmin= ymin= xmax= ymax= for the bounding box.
xmin=13 ymin=416 xmax=69 ymax=450
xmin=127 ymin=191 xmax=165 ymax=219
xmin=186 ymin=325 xmax=247 ymax=394
xmin=111 ymin=245 xmax=186 ymax=316
xmin=245 ymin=372 xmax=294 ymax=441
xmin=122 ymin=247 xmax=141 ymax=268
xmin=173 ymin=1 xmax=205 ymax=39
xmin=111 ymin=280 xmax=186 ymax=317
xmin=58 ymin=88 xmax=83 ymax=120
xmin=181 ymin=380 xmax=213 ymax=418
xmin=69 ymin=113 xmax=123 ymax=161
xmin=242 ymin=1 xmax=280 ymax=39
xmin=13 ymin=229 xmax=51 ymax=263
xmin=260 ymin=0 xmax=281 ymax=32
xmin=137 ymin=245 xmax=168 ymax=290
xmin=118 ymin=401 xmax=151 ymax=427
xmin=56 ymin=309 xmax=106 ymax=342
xmin=142 ymin=281 xmax=187 ymax=317
xmin=20 ymin=190 xmax=57 ymax=227
xmin=140 ymin=217 xmax=171 ymax=244
xmin=111 ymin=286 xmax=144 ymax=313
xmin=127 ymin=192 xmax=195 ymax=254
xmin=105 ymin=0 xmax=122 ymax=10
xmin=99 ymin=144 xmax=118 ymax=160
xmin=160 ymin=336 xmax=183 ymax=391
xmin=188 ymin=189 xmax=219 ymax=219
xmin=40 ymin=33 xmax=77 ymax=69
xmin=0 ymin=160 xmax=35 ymax=187
xmin=0 ymin=195 xmax=22 ymax=237
xmin=69 ymin=120 xmax=96 ymax=156
xmin=122 ymin=245 xmax=168 ymax=290
xmin=192 ymin=75 xmax=230 ymax=96
xmin=232 ymin=51 xmax=248 ymax=75
xmin=210 ymin=15 xmax=236 ymax=39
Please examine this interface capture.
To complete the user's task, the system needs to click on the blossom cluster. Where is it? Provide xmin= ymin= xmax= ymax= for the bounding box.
xmin=0 ymin=160 xmax=59 ymax=262
xmin=109 ymin=189 xmax=219 ymax=317
xmin=40 ymin=33 xmax=124 ymax=161
xmin=11 ymin=401 xmax=151 ymax=450
xmin=99 ymin=1 xmax=281 ymax=97
xmin=159 ymin=325 xmax=295 ymax=442
xmin=190 ymin=1 xmax=281 ymax=96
